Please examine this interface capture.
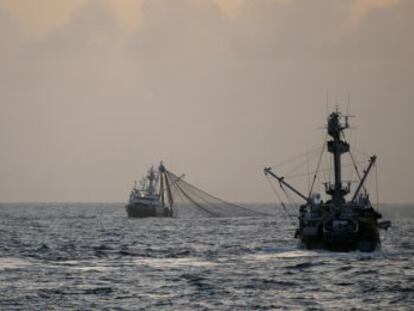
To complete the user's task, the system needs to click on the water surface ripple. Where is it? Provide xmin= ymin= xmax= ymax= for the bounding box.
xmin=0 ymin=203 xmax=413 ymax=310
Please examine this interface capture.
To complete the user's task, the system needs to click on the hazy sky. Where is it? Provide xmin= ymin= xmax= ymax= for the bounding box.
xmin=0 ymin=0 xmax=413 ymax=203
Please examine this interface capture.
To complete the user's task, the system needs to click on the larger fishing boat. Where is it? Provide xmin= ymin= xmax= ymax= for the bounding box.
xmin=126 ymin=163 xmax=174 ymax=218
xmin=264 ymin=110 xmax=391 ymax=252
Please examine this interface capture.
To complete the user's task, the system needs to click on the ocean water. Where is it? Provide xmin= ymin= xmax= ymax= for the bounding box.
xmin=0 ymin=203 xmax=413 ymax=310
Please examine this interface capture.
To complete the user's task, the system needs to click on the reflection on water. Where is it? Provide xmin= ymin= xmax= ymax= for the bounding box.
xmin=133 ymin=257 xmax=217 ymax=268
xmin=246 ymin=249 xmax=319 ymax=260
xmin=0 ymin=257 xmax=32 ymax=270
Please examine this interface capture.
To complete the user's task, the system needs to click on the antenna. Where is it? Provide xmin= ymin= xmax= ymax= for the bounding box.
xmin=326 ymin=91 xmax=329 ymax=116
xmin=347 ymin=92 xmax=350 ymax=115
xmin=334 ymin=95 xmax=340 ymax=113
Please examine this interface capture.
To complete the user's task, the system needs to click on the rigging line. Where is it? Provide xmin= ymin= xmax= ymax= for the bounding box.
xmin=166 ymin=170 xmax=270 ymax=216
xmin=279 ymin=183 xmax=298 ymax=217
xmin=283 ymin=185 xmax=297 ymax=209
xmin=307 ymin=147 xmax=311 ymax=193
xmin=327 ymin=151 xmax=332 ymax=184
xmin=318 ymin=134 xmax=331 ymax=185
xmin=269 ymin=147 xmax=321 ymax=169
xmin=284 ymin=149 xmax=321 ymax=177
xmin=287 ymin=161 xmax=366 ymax=180
xmin=341 ymin=131 xmax=365 ymax=192
xmin=352 ymin=146 xmax=370 ymax=158
xmin=308 ymin=133 xmax=328 ymax=197
xmin=375 ymin=161 xmax=379 ymax=210
xmin=265 ymin=175 xmax=292 ymax=219
xmin=174 ymin=181 xmax=219 ymax=217
xmin=348 ymin=150 xmax=366 ymax=193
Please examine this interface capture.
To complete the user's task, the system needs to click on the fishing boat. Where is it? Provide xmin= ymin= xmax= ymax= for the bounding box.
xmin=264 ymin=110 xmax=391 ymax=252
xmin=125 ymin=162 xmax=174 ymax=218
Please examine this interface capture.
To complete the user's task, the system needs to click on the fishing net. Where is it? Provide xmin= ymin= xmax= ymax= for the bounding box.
xmin=164 ymin=170 xmax=270 ymax=218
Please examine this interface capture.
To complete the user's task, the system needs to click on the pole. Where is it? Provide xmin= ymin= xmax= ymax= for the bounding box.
xmin=351 ymin=155 xmax=377 ymax=203
xmin=264 ymin=167 xmax=309 ymax=203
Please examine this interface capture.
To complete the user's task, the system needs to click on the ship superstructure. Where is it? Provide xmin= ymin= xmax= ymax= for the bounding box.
xmin=264 ymin=111 xmax=390 ymax=251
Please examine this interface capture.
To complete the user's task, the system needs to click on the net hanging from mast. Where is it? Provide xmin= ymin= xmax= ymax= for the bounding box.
xmin=164 ymin=170 xmax=270 ymax=218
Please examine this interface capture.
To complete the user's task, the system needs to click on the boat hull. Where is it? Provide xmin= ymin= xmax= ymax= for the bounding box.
xmin=125 ymin=203 xmax=172 ymax=218
xmin=301 ymin=235 xmax=379 ymax=252
xmin=302 ymin=237 xmax=380 ymax=252
xmin=299 ymin=218 xmax=380 ymax=252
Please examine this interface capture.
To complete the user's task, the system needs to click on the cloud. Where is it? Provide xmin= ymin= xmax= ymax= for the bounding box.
xmin=350 ymin=0 xmax=401 ymax=25
xmin=211 ymin=0 xmax=246 ymax=18
xmin=353 ymin=0 xmax=400 ymax=15
xmin=0 ymin=0 xmax=402 ymax=38
xmin=211 ymin=0 xmax=401 ymax=22
xmin=0 ymin=0 xmax=85 ymax=37
xmin=0 ymin=0 xmax=145 ymax=37
xmin=106 ymin=0 xmax=145 ymax=31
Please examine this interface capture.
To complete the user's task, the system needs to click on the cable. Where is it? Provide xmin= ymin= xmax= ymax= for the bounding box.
xmin=375 ymin=161 xmax=379 ymax=210
xmin=308 ymin=134 xmax=328 ymax=197
xmin=269 ymin=147 xmax=321 ymax=169
xmin=265 ymin=175 xmax=293 ymax=219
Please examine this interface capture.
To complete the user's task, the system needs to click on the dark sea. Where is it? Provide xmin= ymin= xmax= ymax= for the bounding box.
xmin=0 ymin=203 xmax=413 ymax=310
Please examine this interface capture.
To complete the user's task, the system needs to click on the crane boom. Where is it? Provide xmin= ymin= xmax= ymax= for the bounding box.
xmin=264 ymin=167 xmax=309 ymax=203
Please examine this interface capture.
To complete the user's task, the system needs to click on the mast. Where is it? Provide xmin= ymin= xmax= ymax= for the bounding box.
xmin=159 ymin=162 xmax=174 ymax=214
xmin=326 ymin=111 xmax=350 ymax=205
xmin=147 ymin=166 xmax=156 ymax=195
xmin=159 ymin=169 xmax=165 ymax=206
xmin=264 ymin=110 xmax=378 ymax=209
xmin=165 ymin=174 xmax=174 ymax=210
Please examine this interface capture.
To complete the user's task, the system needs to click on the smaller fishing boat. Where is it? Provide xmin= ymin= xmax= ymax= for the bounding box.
xmin=125 ymin=162 xmax=174 ymax=218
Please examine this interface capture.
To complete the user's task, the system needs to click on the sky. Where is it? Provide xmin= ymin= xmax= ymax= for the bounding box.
xmin=0 ymin=0 xmax=413 ymax=203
